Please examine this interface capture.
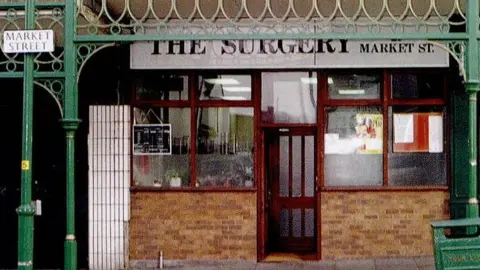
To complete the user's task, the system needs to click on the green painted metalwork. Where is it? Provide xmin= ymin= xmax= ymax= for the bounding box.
xmin=73 ymin=32 xmax=470 ymax=42
xmin=75 ymin=0 xmax=467 ymax=39
xmin=431 ymin=218 xmax=480 ymax=270
xmin=17 ymin=0 xmax=36 ymax=268
xmin=464 ymin=0 xmax=480 ymax=221
xmin=63 ymin=0 xmax=80 ymax=268
xmin=34 ymin=79 xmax=64 ymax=117
xmin=0 ymin=6 xmax=65 ymax=74
xmin=76 ymin=43 xmax=116 ymax=78
xmin=0 ymin=0 xmax=477 ymax=268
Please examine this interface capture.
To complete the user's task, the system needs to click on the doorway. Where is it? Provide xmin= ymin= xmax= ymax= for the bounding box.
xmin=264 ymin=128 xmax=317 ymax=255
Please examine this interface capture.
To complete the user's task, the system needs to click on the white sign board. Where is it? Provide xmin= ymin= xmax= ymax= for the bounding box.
xmin=2 ymin=30 xmax=55 ymax=53
xmin=130 ymin=39 xmax=449 ymax=69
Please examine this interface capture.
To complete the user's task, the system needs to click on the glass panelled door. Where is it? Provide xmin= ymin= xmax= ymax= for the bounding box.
xmin=266 ymin=128 xmax=316 ymax=253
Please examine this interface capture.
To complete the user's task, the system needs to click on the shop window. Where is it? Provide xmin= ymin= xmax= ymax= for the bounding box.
xmin=324 ymin=106 xmax=383 ymax=186
xmin=195 ymin=107 xmax=254 ymax=188
xmin=134 ymin=73 xmax=188 ymax=101
xmin=198 ymin=74 xmax=252 ymax=101
xmin=131 ymin=71 xmax=254 ymax=190
xmin=328 ymin=73 xmax=381 ymax=100
xmin=391 ymin=73 xmax=444 ymax=99
xmin=132 ymin=107 xmax=191 ymax=187
xmin=388 ymin=107 xmax=447 ymax=185
xmin=261 ymin=72 xmax=317 ymax=124
xmin=323 ymin=70 xmax=448 ymax=188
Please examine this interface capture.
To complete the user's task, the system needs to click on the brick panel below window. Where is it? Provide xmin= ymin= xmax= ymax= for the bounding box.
xmin=321 ymin=191 xmax=449 ymax=259
xmin=130 ymin=192 xmax=257 ymax=260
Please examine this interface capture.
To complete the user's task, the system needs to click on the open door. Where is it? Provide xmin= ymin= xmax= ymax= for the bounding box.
xmin=265 ymin=128 xmax=317 ymax=253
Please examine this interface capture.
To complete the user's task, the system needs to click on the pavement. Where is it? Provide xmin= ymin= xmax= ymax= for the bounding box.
xmin=129 ymin=256 xmax=435 ymax=269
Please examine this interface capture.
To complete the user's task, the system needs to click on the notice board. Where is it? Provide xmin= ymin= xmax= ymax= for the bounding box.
xmin=393 ymin=112 xmax=443 ymax=153
xmin=133 ymin=124 xmax=172 ymax=155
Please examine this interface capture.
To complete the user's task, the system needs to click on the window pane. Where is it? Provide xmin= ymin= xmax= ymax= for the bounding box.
xmin=198 ymin=74 xmax=251 ymax=101
xmin=324 ymin=107 xmax=383 ymax=186
xmin=388 ymin=107 xmax=447 ymax=185
xmin=304 ymin=136 xmax=315 ymax=197
xmin=134 ymin=73 xmax=188 ymax=101
xmin=261 ymin=72 xmax=317 ymax=123
xmin=196 ymin=107 xmax=254 ymax=188
xmin=328 ymin=73 xmax=381 ymax=99
xmin=132 ymin=107 xmax=190 ymax=187
xmin=292 ymin=136 xmax=302 ymax=197
xmin=292 ymin=209 xmax=301 ymax=238
xmin=305 ymin=208 xmax=314 ymax=237
xmin=279 ymin=136 xmax=289 ymax=197
xmin=391 ymin=73 xmax=444 ymax=99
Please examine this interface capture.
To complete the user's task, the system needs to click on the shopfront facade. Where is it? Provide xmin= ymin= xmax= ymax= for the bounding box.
xmin=125 ymin=37 xmax=454 ymax=262
xmin=1 ymin=0 xmax=480 ymax=269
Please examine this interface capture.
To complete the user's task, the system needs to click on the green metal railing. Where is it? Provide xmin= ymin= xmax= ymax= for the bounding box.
xmin=0 ymin=0 xmax=478 ymax=269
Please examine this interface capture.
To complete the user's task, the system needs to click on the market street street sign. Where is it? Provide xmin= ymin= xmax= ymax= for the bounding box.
xmin=2 ymin=29 xmax=54 ymax=53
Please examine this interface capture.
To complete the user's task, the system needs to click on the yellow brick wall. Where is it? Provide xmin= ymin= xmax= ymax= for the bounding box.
xmin=130 ymin=192 xmax=257 ymax=260
xmin=321 ymin=191 xmax=449 ymax=259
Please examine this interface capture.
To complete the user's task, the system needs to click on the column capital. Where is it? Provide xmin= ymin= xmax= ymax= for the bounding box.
xmin=60 ymin=118 xmax=82 ymax=131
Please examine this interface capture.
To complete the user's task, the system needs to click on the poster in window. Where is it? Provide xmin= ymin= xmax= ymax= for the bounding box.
xmin=355 ymin=114 xmax=383 ymax=154
xmin=393 ymin=112 xmax=443 ymax=153
xmin=393 ymin=114 xmax=414 ymax=143
xmin=133 ymin=124 xmax=172 ymax=155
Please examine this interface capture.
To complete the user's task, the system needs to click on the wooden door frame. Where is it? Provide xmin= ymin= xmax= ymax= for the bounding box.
xmin=258 ymin=126 xmax=320 ymax=261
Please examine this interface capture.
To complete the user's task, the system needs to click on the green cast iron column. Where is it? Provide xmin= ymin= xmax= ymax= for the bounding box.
xmin=63 ymin=0 xmax=81 ymax=269
xmin=464 ymin=0 xmax=479 ymax=219
xmin=17 ymin=0 xmax=37 ymax=269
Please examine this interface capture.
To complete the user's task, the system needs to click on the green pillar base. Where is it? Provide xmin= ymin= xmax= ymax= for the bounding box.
xmin=17 ymin=203 xmax=35 ymax=270
xmin=64 ymin=239 xmax=77 ymax=270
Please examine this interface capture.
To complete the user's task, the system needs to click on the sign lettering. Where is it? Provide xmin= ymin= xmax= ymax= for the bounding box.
xmin=131 ymin=39 xmax=449 ymax=69
xmin=3 ymin=30 xmax=55 ymax=53
xmin=21 ymin=160 xmax=30 ymax=171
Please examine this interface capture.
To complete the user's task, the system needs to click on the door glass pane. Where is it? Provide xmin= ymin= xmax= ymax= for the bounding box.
xmin=261 ymin=72 xmax=317 ymax=123
xmin=279 ymin=136 xmax=289 ymax=197
xmin=292 ymin=209 xmax=301 ymax=238
xmin=305 ymin=208 xmax=314 ymax=237
xmin=280 ymin=209 xmax=289 ymax=237
xmin=305 ymin=136 xmax=315 ymax=197
xmin=292 ymin=136 xmax=302 ymax=197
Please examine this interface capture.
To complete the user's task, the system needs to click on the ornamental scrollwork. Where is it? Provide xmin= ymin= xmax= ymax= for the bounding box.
xmin=425 ymin=40 xmax=466 ymax=80
xmin=0 ymin=6 xmax=65 ymax=73
xmin=76 ymin=43 xmax=117 ymax=80
xmin=77 ymin=0 xmax=466 ymax=37
xmin=34 ymin=79 xmax=64 ymax=117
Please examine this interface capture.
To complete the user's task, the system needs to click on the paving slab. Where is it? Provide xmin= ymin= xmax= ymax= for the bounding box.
xmin=255 ymin=263 xmax=297 ymax=270
xmin=418 ymin=266 xmax=436 ymax=270
xmin=335 ymin=259 xmax=375 ymax=270
xmin=414 ymin=256 xmax=435 ymax=267
xmin=375 ymin=257 xmax=417 ymax=268
xmin=292 ymin=262 xmax=335 ymax=270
